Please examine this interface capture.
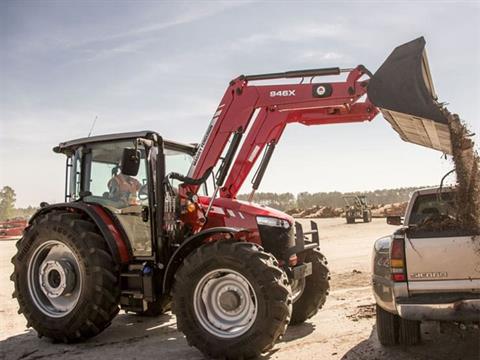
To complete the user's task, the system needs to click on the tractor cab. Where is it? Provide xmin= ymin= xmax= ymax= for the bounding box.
xmin=54 ymin=131 xmax=196 ymax=259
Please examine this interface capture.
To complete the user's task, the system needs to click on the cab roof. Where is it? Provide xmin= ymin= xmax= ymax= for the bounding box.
xmin=413 ymin=186 xmax=455 ymax=196
xmin=53 ymin=130 xmax=197 ymax=155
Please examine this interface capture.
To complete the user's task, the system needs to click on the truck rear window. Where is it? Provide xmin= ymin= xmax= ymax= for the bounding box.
xmin=408 ymin=192 xmax=477 ymax=237
xmin=409 ymin=192 xmax=455 ymax=226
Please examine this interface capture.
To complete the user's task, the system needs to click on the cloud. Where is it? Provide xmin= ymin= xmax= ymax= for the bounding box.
xmin=4 ymin=1 xmax=252 ymax=62
xmin=67 ymin=1 xmax=252 ymax=59
xmin=298 ymin=50 xmax=344 ymax=62
xmin=230 ymin=21 xmax=346 ymax=50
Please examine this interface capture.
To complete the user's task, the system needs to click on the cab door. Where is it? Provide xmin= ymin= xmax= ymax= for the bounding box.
xmin=80 ymin=139 xmax=155 ymax=258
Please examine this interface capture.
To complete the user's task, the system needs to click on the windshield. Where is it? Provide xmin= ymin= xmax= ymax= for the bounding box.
xmin=165 ymin=147 xmax=192 ymax=187
xmin=70 ymin=140 xmax=148 ymax=209
xmin=68 ymin=140 xmax=199 ymax=204
xmin=164 ymin=147 xmax=209 ymax=194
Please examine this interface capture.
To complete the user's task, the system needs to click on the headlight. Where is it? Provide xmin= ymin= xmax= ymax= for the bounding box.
xmin=256 ymin=216 xmax=291 ymax=229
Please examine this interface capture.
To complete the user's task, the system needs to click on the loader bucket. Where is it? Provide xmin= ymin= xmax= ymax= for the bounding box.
xmin=368 ymin=37 xmax=452 ymax=154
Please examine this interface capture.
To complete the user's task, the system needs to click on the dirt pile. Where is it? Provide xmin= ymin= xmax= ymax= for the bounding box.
xmin=446 ymin=110 xmax=480 ymax=234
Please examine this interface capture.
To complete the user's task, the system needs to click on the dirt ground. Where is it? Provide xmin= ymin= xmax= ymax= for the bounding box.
xmin=0 ymin=218 xmax=478 ymax=360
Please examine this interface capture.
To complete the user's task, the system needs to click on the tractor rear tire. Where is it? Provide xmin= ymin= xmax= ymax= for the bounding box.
xmin=376 ymin=304 xmax=399 ymax=346
xmin=11 ymin=211 xmax=120 ymax=342
xmin=363 ymin=210 xmax=372 ymax=223
xmin=172 ymin=240 xmax=292 ymax=359
xmin=290 ymin=249 xmax=330 ymax=325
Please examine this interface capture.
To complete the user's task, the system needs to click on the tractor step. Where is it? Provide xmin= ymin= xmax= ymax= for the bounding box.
xmin=121 ymin=290 xmax=144 ymax=297
xmin=120 ymin=272 xmax=142 ymax=278
xmin=120 ymin=294 xmax=145 ymax=313
xmin=119 ymin=263 xmax=157 ymax=312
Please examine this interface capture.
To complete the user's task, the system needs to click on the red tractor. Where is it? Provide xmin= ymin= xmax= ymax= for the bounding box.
xmin=11 ymin=38 xmax=452 ymax=358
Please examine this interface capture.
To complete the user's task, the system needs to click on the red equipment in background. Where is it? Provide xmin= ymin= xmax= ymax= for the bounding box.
xmin=0 ymin=219 xmax=27 ymax=239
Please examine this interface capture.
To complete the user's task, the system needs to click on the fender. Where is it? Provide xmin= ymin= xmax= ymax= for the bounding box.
xmin=29 ymin=202 xmax=132 ymax=264
xmin=162 ymin=227 xmax=248 ymax=292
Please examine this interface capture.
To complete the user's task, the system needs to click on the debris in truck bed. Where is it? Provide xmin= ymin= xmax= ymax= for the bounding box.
xmin=445 ymin=110 xmax=480 ymax=234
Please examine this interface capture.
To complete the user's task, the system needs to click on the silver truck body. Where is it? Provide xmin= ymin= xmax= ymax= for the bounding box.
xmin=372 ymin=187 xmax=480 ymax=322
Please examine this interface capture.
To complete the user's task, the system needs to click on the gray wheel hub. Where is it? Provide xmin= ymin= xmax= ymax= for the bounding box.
xmin=291 ymin=278 xmax=306 ymax=303
xmin=193 ymin=269 xmax=258 ymax=338
xmin=27 ymin=240 xmax=82 ymax=318
xmin=39 ymin=259 xmax=76 ymax=298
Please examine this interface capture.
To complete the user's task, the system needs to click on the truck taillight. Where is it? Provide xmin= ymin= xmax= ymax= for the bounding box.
xmin=390 ymin=236 xmax=406 ymax=282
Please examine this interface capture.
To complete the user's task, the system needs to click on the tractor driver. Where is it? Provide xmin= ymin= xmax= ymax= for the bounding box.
xmin=107 ymin=165 xmax=141 ymax=207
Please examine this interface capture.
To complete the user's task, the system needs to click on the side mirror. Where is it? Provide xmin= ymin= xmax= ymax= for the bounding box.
xmin=121 ymin=148 xmax=140 ymax=176
xmin=386 ymin=215 xmax=403 ymax=226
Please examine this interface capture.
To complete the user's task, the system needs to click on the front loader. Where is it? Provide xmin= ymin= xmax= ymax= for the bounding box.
xmin=11 ymin=37 xmax=455 ymax=359
xmin=343 ymin=195 xmax=372 ymax=224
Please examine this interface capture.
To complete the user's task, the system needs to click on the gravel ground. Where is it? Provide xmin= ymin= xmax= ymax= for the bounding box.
xmin=1 ymin=218 xmax=478 ymax=360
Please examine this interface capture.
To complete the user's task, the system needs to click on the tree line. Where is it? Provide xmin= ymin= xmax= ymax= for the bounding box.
xmin=0 ymin=186 xmax=38 ymax=221
xmin=0 ymin=184 xmax=430 ymax=220
xmin=238 ymin=186 xmax=430 ymax=211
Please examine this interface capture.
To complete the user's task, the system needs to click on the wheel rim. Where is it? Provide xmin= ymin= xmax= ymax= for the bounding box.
xmin=27 ymin=240 xmax=82 ymax=318
xmin=291 ymin=278 xmax=306 ymax=303
xmin=193 ymin=268 xmax=258 ymax=339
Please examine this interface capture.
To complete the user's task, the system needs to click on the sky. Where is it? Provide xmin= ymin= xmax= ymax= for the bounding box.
xmin=1 ymin=0 xmax=479 ymax=208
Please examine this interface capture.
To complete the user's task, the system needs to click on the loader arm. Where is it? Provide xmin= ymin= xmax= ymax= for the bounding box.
xmin=187 ymin=66 xmax=379 ymax=198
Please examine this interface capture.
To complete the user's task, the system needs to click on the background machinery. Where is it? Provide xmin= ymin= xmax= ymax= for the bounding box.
xmin=11 ymin=37 xmax=453 ymax=358
xmin=343 ymin=195 xmax=372 ymax=224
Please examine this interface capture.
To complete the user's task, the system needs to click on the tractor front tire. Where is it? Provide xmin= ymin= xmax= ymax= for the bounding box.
xmin=11 ymin=211 xmax=120 ymax=342
xmin=363 ymin=210 xmax=372 ymax=223
xmin=172 ymin=240 xmax=292 ymax=359
xmin=290 ymin=249 xmax=330 ymax=324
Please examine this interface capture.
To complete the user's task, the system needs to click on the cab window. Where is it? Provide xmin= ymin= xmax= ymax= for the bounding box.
xmin=409 ymin=192 xmax=455 ymax=226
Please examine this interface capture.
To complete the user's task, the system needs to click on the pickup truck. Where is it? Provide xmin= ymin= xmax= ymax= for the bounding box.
xmin=372 ymin=186 xmax=480 ymax=346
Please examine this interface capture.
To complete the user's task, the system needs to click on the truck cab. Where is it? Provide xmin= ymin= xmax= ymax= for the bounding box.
xmin=372 ymin=187 xmax=480 ymax=345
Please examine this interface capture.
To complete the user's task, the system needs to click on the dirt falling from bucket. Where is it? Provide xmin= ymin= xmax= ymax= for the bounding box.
xmin=444 ymin=109 xmax=480 ymax=234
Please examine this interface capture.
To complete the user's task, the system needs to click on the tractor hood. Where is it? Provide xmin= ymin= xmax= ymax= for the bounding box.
xmin=368 ymin=37 xmax=452 ymax=154
xmin=199 ymin=196 xmax=293 ymax=225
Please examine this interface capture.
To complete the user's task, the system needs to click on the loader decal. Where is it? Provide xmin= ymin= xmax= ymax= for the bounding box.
xmin=189 ymin=106 xmax=223 ymax=175
xmin=270 ymin=90 xmax=296 ymax=97
xmin=312 ymin=84 xmax=332 ymax=98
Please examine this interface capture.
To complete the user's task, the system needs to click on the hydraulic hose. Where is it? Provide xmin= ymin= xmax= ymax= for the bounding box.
xmin=167 ymin=167 xmax=213 ymax=186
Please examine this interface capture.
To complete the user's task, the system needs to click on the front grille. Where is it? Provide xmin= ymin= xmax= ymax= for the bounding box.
xmin=257 ymin=225 xmax=295 ymax=261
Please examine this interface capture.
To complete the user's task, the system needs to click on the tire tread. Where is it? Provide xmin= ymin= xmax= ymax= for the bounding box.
xmin=172 ymin=240 xmax=292 ymax=359
xmin=11 ymin=210 xmax=120 ymax=343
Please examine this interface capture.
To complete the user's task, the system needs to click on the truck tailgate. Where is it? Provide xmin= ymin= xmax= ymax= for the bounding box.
xmin=405 ymin=235 xmax=480 ymax=293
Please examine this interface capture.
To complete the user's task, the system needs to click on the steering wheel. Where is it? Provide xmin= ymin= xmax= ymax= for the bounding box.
xmin=138 ymin=184 xmax=148 ymax=201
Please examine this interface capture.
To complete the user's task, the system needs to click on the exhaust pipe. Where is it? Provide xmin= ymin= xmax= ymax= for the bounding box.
xmin=368 ymin=37 xmax=452 ymax=154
